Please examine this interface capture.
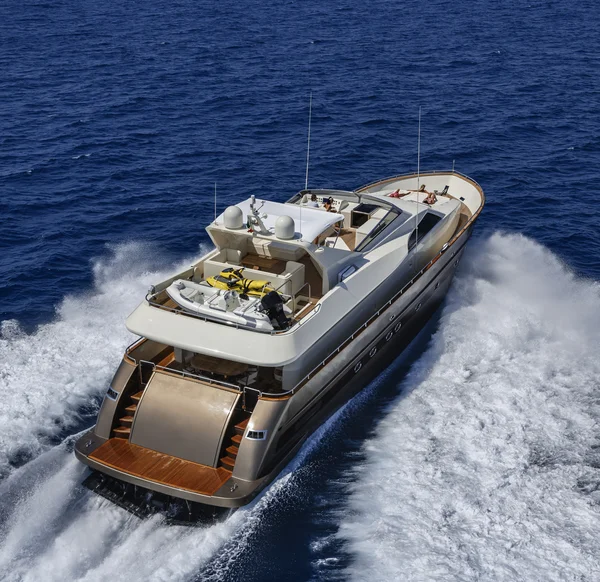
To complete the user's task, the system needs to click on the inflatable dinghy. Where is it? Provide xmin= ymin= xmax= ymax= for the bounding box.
xmin=166 ymin=279 xmax=290 ymax=331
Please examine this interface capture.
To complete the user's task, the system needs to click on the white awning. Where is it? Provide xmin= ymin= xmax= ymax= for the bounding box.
xmin=218 ymin=199 xmax=343 ymax=242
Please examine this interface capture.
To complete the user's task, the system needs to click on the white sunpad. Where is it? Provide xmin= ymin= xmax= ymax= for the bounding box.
xmin=218 ymin=198 xmax=344 ymax=242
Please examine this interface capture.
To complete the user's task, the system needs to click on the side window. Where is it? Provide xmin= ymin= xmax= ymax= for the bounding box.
xmin=354 ymin=207 xmax=401 ymax=252
xmin=408 ymin=212 xmax=442 ymax=251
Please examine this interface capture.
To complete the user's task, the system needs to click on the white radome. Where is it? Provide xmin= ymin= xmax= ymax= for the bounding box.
xmin=223 ymin=205 xmax=244 ymax=229
xmin=275 ymin=215 xmax=295 ymax=240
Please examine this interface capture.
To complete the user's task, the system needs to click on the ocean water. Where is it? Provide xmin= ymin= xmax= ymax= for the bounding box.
xmin=1 ymin=0 xmax=599 ymax=580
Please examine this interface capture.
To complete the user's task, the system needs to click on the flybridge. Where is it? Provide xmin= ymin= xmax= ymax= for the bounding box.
xmin=213 ymin=196 xmax=345 ymax=244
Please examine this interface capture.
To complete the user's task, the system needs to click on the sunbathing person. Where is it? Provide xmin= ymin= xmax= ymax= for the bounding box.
xmin=423 ymin=191 xmax=437 ymax=205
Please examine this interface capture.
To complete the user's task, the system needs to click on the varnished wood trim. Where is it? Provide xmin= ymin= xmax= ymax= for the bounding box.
xmin=90 ymin=439 xmax=231 ymax=495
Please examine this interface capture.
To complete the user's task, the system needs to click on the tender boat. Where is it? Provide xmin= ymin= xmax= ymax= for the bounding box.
xmin=75 ymin=171 xmax=484 ymax=521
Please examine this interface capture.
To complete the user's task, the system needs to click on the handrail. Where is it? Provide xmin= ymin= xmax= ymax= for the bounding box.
xmin=145 ymin=276 xmax=315 ymax=334
xmin=139 ymin=359 xmax=241 ymax=391
xmin=356 ymin=169 xmax=483 ymax=193
xmin=258 ymin=219 xmax=478 ymax=398
xmin=288 ymin=281 xmax=312 ymax=324
xmin=129 ymin=173 xmax=483 ymax=401
xmin=125 ymin=337 xmax=146 ymax=355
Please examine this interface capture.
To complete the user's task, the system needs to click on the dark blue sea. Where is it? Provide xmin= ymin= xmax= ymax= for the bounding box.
xmin=1 ymin=0 xmax=599 ymax=580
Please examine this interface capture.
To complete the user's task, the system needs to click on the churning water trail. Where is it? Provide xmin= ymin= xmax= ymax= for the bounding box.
xmin=0 ymin=242 xmax=202 ymax=479
xmin=332 ymin=233 xmax=600 ymax=581
xmin=0 ymin=237 xmax=357 ymax=581
xmin=0 ymin=362 xmax=353 ymax=582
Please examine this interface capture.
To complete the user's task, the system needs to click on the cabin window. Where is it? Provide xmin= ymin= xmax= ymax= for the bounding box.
xmin=408 ymin=212 xmax=442 ymax=251
xmin=355 ymin=207 xmax=402 ymax=252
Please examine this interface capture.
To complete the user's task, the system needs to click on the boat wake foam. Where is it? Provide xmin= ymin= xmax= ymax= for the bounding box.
xmin=330 ymin=232 xmax=600 ymax=581
xmin=0 ymin=242 xmax=202 ymax=479
xmin=0 ymin=238 xmax=362 ymax=582
xmin=0 ymin=382 xmax=346 ymax=582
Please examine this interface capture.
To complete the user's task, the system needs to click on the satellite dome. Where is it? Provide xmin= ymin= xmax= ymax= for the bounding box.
xmin=223 ymin=206 xmax=244 ymax=229
xmin=275 ymin=215 xmax=295 ymax=240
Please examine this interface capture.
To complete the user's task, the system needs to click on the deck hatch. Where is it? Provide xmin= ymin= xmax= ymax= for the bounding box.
xmin=130 ymin=371 xmax=239 ymax=467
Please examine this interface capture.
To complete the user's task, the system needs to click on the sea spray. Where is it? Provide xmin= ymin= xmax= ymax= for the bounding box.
xmin=0 ymin=368 xmax=360 ymax=582
xmin=0 ymin=242 xmax=208 ymax=479
xmin=333 ymin=233 xmax=600 ymax=582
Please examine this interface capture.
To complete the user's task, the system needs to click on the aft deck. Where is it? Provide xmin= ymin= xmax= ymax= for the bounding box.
xmin=148 ymin=250 xmax=323 ymax=330
xmin=89 ymin=438 xmax=232 ymax=495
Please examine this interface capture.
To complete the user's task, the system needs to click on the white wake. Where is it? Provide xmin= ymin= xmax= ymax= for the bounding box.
xmin=0 ymin=242 xmax=196 ymax=478
xmin=0 ymin=381 xmax=343 ymax=582
xmin=333 ymin=233 xmax=600 ymax=581
xmin=0 ymin=236 xmax=348 ymax=581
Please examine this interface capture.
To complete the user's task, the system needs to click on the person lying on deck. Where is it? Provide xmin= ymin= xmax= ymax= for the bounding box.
xmin=423 ymin=191 xmax=437 ymax=205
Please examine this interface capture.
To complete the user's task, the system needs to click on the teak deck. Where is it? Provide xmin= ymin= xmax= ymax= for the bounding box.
xmin=90 ymin=439 xmax=231 ymax=495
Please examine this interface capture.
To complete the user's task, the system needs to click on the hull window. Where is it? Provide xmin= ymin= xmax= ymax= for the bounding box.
xmin=354 ymin=362 xmax=362 ymax=373
xmin=369 ymin=347 xmax=377 ymax=358
xmin=106 ymin=387 xmax=119 ymax=401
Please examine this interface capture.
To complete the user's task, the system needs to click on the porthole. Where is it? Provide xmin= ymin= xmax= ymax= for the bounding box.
xmin=354 ymin=362 xmax=362 ymax=373
xmin=369 ymin=347 xmax=377 ymax=358
xmin=389 ymin=313 xmax=396 ymax=322
xmin=394 ymin=322 xmax=402 ymax=332
xmin=435 ymin=282 xmax=440 ymax=289
xmin=415 ymin=303 xmax=422 ymax=311
xmin=385 ymin=331 xmax=393 ymax=342
xmin=455 ymin=260 xmax=460 ymax=267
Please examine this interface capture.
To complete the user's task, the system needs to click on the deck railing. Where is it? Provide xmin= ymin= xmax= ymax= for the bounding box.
xmin=138 ymin=359 xmax=241 ymax=392
xmin=145 ymin=277 xmax=314 ymax=334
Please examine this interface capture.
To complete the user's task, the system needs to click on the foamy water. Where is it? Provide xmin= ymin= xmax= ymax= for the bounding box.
xmin=0 ymin=384 xmax=344 ymax=582
xmin=2 ymin=233 xmax=599 ymax=581
xmin=0 ymin=242 xmax=200 ymax=478
xmin=0 ymin=237 xmax=346 ymax=581
xmin=332 ymin=233 xmax=600 ymax=581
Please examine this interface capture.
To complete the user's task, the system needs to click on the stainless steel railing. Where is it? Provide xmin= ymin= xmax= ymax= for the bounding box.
xmin=145 ymin=276 xmax=314 ymax=334
xmin=138 ymin=359 xmax=241 ymax=392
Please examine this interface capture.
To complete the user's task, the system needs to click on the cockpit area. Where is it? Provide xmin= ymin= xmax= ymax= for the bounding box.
xmin=287 ymin=189 xmax=402 ymax=252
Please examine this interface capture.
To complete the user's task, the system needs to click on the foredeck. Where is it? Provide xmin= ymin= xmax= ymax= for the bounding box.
xmin=89 ymin=438 xmax=231 ymax=495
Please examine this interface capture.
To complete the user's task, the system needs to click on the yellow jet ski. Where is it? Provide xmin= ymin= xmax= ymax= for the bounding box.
xmin=206 ymin=267 xmax=276 ymax=298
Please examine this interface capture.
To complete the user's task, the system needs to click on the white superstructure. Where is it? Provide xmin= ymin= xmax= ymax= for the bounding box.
xmin=126 ymin=172 xmax=481 ymax=387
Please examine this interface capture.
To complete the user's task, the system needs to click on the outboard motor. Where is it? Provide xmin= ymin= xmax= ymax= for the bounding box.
xmin=260 ymin=291 xmax=290 ymax=330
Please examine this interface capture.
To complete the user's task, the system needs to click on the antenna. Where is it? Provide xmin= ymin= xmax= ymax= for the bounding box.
xmin=301 ymin=92 xmax=313 ymax=241
xmin=415 ymin=106 xmax=421 ymax=247
xmin=417 ymin=106 xmax=421 ymax=190
xmin=305 ymin=92 xmax=312 ymax=190
xmin=214 ymin=182 xmax=217 ymax=223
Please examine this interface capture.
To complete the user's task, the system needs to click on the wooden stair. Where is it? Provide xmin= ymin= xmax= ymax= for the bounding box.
xmin=219 ymin=417 xmax=249 ymax=471
xmin=113 ymin=391 xmax=145 ymax=439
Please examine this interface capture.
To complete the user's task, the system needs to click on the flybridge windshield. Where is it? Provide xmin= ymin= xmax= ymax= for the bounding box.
xmin=355 ymin=206 xmax=402 ymax=252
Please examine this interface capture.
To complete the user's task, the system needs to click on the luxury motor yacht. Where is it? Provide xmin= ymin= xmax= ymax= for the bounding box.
xmin=75 ymin=170 xmax=484 ymax=521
